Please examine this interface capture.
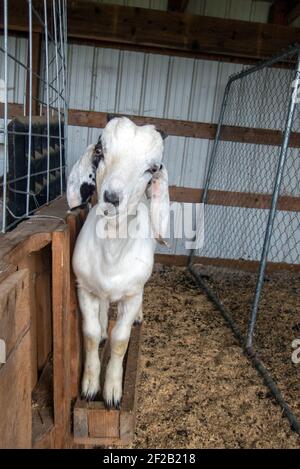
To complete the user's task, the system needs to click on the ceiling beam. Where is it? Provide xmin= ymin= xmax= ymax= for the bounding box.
xmin=2 ymin=1 xmax=300 ymax=61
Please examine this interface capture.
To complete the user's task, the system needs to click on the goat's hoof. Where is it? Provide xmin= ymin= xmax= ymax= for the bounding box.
xmin=133 ymin=319 xmax=142 ymax=326
xmin=81 ymin=372 xmax=100 ymax=401
xmin=100 ymin=334 xmax=108 ymax=344
xmin=104 ymin=399 xmax=121 ymax=411
xmin=103 ymin=380 xmax=122 ymax=409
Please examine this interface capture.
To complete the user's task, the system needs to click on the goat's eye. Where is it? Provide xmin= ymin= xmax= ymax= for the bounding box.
xmin=92 ymin=144 xmax=104 ymax=170
xmin=94 ymin=145 xmax=103 ymax=158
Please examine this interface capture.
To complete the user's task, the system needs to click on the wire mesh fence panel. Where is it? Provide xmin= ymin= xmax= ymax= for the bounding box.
xmin=0 ymin=0 xmax=68 ymax=232
xmin=190 ymin=46 xmax=300 ymax=435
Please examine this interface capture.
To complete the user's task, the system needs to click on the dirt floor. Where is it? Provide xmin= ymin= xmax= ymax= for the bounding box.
xmin=130 ymin=264 xmax=300 ymax=449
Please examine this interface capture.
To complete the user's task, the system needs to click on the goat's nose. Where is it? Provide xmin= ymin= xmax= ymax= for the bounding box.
xmin=104 ymin=190 xmax=120 ymax=206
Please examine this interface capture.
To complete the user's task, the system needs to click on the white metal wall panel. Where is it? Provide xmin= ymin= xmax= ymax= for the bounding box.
xmin=164 ymin=57 xmax=195 ymax=120
xmin=115 ymin=51 xmax=145 ymax=115
xmin=0 ymin=36 xmax=28 ymax=105
xmin=142 ymin=54 xmax=169 ymax=117
xmin=68 ymin=44 xmax=94 ymax=110
xmin=92 ymin=48 xmax=120 ymax=113
xmin=187 ymin=0 xmax=270 ymax=22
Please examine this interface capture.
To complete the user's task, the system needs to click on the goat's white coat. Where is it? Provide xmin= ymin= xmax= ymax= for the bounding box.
xmin=69 ymin=117 xmax=169 ymax=406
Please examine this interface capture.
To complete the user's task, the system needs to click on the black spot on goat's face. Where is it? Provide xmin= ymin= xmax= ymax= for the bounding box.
xmin=92 ymin=141 xmax=104 ymax=170
xmin=80 ymin=182 xmax=96 ymax=204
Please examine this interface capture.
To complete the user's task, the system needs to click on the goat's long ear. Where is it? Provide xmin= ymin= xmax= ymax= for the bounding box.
xmin=67 ymin=139 xmax=103 ymax=210
xmin=149 ymin=164 xmax=170 ymax=243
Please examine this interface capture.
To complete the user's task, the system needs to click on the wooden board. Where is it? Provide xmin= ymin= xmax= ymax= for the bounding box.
xmin=68 ymin=109 xmax=300 ymax=149
xmin=169 ymin=187 xmax=300 ymax=212
xmin=5 ymin=104 xmax=300 ymax=149
xmin=65 ymin=3 xmax=300 ymax=61
xmin=155 ymin=253 xmax=300 ymax=273
xmin=74 ymin=322 xmax=142 ymax=446
xmin=0 ymin=269 xmax=31 ymax=449
xmin=52 ymin=226 xmax=72 ymax=449
xmin=4 ymin=1 xmax=300 ymax=64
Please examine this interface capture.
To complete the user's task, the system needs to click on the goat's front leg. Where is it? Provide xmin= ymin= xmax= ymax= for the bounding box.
xmin=78 ymin=287 xmax=102 ymax=400
xmin=103 ymin=292 xmax=143 ymax=408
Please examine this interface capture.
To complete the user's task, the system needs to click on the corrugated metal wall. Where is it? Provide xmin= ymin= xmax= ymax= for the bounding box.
xmin=67 ymin=44 xmax=243 ymax=181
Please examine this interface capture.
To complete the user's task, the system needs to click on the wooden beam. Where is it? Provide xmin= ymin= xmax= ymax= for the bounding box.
xmin=154 ymin=253 xmax=300 ymax=273
xmin=66 ymin=3 xmax=300 ymax=60
xmin=68 ymin=109 xmax=300 ymax=148
xmin=168 ymin=0 xmax=189 ymax=12
xmin=3 ymin=104 xmax=300 ymax=149
xmin=3 ymin=1 xmax=300 ymax=61
xmin=32 ymin=33 xmax=42 ymax=116
xmin=169 ymin=186 xmax=300 ymax=212
xmin=0 ymin=102 xmax=24 ymax=119
xmin=25 ymin=32 xmax=42 ymax=116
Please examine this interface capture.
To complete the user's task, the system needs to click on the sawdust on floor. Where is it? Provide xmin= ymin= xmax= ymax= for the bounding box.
xmin=130 ymin=265 xmax=300 ymax=449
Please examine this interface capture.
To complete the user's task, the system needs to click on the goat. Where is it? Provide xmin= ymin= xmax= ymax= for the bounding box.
xmin=67 ymin=117 xmax=169 ymax=408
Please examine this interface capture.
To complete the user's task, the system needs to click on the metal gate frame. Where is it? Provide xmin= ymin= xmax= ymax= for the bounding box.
xmin=189 ymin=44 xmax=300 ymax=436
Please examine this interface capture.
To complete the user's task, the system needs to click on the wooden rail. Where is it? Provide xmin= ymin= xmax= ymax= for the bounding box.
xmin=68 ymin=109 xmax=300 ymax=148
xmin=3 ymin=104 xmax=300 ymax=149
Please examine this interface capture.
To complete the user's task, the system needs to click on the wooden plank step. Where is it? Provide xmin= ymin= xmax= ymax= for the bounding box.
xmin=73 ymin=321 xmax=142 ymax=446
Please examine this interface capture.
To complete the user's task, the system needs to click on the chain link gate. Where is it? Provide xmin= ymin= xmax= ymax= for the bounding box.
xmin=189 ymin=45 xmax=300 ymax=435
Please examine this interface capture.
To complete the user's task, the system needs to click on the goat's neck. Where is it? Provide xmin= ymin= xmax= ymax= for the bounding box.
xmin=94 ymin=201 xmax=151 ymax=263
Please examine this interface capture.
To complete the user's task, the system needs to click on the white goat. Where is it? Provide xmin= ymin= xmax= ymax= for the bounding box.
xmin=67 ymin=117 xmax=169 ymax=408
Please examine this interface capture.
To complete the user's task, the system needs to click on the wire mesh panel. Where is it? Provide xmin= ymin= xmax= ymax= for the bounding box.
xmin=199 ymin=50 xmax=300 ymax=265
xmin=190 ymin=46 xmax=300 ymax=435
xmin=0 ymin=0 xmax=68 ymax=232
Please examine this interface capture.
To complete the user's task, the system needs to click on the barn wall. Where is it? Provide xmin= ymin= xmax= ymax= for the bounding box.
xmin=1 ymin=1 xmax=299 ymax=263
xmin=66 ymin=41 xmax=300 ymax=263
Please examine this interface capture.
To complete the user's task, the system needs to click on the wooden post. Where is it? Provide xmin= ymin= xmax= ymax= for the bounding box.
xmin=26 ymin=32 xmax=42 ymax=116
xmin=52 ymin=226 xmax=71 ymax=448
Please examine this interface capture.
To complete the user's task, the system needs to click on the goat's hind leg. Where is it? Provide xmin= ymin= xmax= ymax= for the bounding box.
xmin=78 ymin=287 xmax=102 ymax=400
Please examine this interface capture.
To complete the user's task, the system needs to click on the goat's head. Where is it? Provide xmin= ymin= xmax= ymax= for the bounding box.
xmin=67 ymin=117 xmax=169 ymax=239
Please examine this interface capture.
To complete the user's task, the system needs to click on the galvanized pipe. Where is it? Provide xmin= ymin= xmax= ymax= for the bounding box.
xmin=43 ymin=0 xmax=51 ymax=204
xmin=26 ymin=0 xmax=33 ymax=216
xmin=246 ymin=51 xmax=300 ymax=349
xmin=52 ymin=0 xmax=63 ymax=195
xmin=2 ymin=0 xmax=8 ymax=233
